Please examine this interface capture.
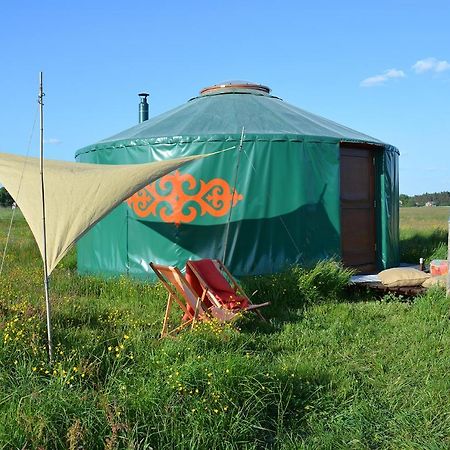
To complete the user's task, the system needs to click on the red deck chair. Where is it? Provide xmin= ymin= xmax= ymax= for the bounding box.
xmin=186 ymin=259 xmax=270 ymax=320
xmin=150 ymin=262 xmax=238 ymax=338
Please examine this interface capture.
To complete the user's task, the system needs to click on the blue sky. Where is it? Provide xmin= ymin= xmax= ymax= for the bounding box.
xmin=0 ymin=0 xmax=448 ymax=195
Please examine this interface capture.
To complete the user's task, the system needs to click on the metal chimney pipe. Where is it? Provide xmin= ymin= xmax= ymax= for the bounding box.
xmin=138 ymin=93 xmax=149 ymax=123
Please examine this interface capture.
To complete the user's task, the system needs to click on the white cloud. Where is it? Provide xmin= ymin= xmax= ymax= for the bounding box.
xmin=44 ymin=138 xmax=62 ymax=145
xmin=360 ymin=68 xmax=405 ymax=87
xmin=412 ymin=57 xmax=450 ymax=74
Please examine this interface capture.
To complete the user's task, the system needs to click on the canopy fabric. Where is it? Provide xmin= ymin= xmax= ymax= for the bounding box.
xmin=0 ymin=152 xmax=206 ymax=274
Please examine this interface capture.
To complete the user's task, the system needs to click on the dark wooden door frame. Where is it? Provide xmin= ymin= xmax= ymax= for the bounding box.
xmin=340 ymin=144 xmax=377 ymax=273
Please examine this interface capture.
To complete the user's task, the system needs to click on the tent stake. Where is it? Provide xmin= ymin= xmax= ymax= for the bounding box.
xmin=39 ymin=72 xmax=53 ymax=362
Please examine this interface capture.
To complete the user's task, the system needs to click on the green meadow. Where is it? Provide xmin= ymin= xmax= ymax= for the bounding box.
xmin=400 ymin=206 xmax=449 ymax=263
xmin=0 ymin=207 xmax=448 ymax=449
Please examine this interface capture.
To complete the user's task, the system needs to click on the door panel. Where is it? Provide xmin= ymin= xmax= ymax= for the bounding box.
xmin=340 ymin=147 xmax=376 ymax=272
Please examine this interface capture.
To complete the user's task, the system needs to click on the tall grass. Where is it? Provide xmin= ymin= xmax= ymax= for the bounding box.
xmin=0 ymin=208 xmax=449 ymax=448
xmin=400 ymin=207 xmax=448 ymax=263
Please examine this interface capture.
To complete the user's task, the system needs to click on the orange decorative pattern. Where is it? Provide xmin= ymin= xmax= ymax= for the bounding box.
xmin=126 ymin=171 xmax=244 ymax=225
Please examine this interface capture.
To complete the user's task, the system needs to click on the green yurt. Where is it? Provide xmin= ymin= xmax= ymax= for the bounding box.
xmin=75 ymin=81 xmax=399 ymax=278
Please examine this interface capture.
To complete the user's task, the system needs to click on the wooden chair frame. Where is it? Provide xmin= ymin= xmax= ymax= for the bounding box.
xmin=150 ymin=262 xmax=211 ymax=338
xmin=186 ymin=259 xmax=270 ymax=320
xmin=150 ymin=262 xmax=238 ymax=338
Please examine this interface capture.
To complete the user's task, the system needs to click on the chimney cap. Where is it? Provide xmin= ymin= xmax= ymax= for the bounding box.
xmin=138 ymin=92 xmax=149 ymax=98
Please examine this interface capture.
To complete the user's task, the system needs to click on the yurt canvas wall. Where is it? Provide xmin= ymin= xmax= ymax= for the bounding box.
xmin=75 ymin=82 xmax=399 ymax=278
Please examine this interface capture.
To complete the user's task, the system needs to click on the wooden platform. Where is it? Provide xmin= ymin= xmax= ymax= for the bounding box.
xmin=349 ymin=273 xmax=427 ymax=298
xmin=351 ymin=281 xmax=426 ymax=297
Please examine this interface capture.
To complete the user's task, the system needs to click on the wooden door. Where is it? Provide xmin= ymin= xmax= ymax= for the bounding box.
xmin=340 ymin=146 xmax=376 ymax=273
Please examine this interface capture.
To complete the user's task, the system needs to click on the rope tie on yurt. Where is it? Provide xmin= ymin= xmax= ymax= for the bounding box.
xmin=0 ymin=106 xmax=39 ymax=276
xmin=222 ymin=127 xmax=245 ymax=264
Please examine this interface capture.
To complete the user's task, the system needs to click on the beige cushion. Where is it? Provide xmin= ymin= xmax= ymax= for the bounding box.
xmin=378 ymin=268 xmax=430 ymax=288
xmin=422 ymin=274 xmax=448 ymax=288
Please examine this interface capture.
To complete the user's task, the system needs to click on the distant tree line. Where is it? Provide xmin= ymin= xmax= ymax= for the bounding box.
xmin=0 ymin=187 xmax=14 ymax=207
xmin=400 ymin=191 xmax=450 ymax=207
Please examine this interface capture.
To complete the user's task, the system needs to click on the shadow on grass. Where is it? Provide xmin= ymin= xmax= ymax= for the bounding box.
xmin=237 ymin=306 xmax=307 ymax=336
xmin=400 ymin=229 xmax=447 ymax=263
xmin=253 ymin=371 xmax=334 ymax=448
xmin=121 ymin=347 xmax=333 ymax=449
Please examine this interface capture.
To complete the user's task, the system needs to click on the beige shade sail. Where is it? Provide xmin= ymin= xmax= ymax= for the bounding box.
xmin=0 ymin=152 xmax=208 ymax=274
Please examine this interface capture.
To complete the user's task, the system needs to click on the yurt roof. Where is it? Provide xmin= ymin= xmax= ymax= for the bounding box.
xmin=76 ymin=81 xmax=386 ymax=156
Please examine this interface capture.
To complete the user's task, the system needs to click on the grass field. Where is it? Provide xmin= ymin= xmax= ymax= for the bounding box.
xmin=0 ymin=207 xmax=448 ymax=449
xmin=400 ymin=206 xmax=449 ymax=231
xmin=400 ymin=206 xmax=449 ymax=263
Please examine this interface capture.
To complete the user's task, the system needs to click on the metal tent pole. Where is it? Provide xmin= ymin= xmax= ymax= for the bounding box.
xmin=39 ymin=72 xmax=53 ymax=362
xmin=222 ymin=127 xmax=245 ymax=265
